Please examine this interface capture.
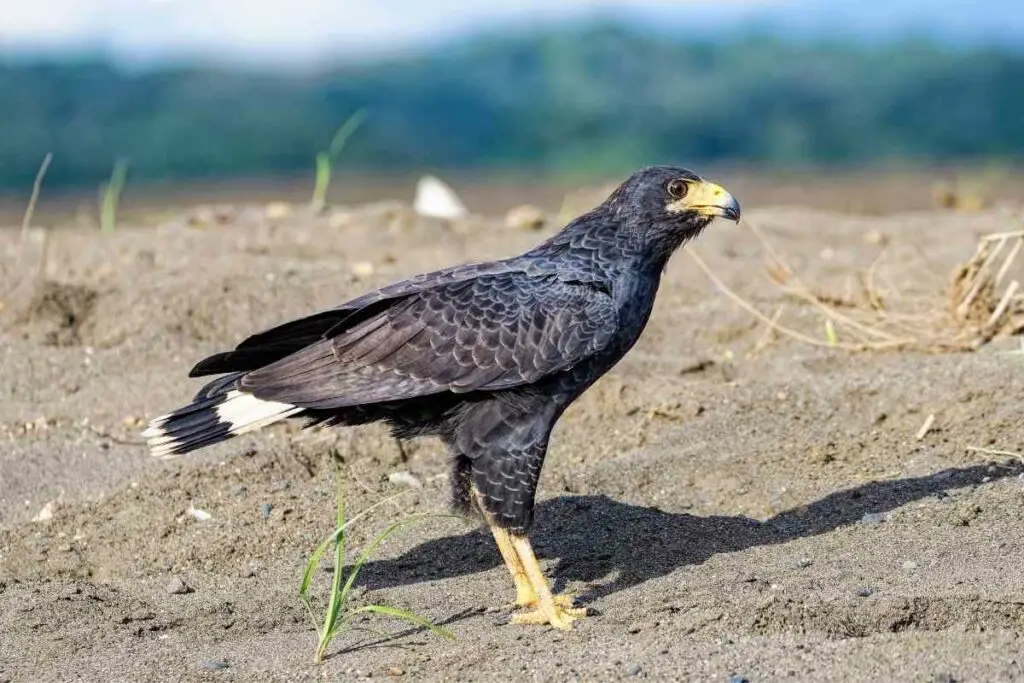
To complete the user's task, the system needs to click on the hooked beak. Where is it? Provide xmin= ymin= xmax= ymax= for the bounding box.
xmin=690 ymin=181 xmax=741 ymax=222
xmin=668 ymin=180 xmax=741 ymax=222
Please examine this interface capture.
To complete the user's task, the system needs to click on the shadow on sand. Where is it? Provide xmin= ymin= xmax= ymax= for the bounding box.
xmin=356 ymin=462 xmax=1021 ymax=603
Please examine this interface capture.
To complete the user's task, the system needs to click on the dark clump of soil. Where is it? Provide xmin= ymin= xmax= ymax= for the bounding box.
xmin=19 ymin=280 xmax=98 ymax=346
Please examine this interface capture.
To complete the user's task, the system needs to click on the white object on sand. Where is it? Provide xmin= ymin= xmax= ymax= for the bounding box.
xmin=388 ymin=471 xmax=423 ymax=489
xmin=187 ymin=505 xmax=213 ymax=522
xmin=33 ymin=500 xmax=57 ymax=522
xmin=413 ymin=175 xmax=468 ymax=219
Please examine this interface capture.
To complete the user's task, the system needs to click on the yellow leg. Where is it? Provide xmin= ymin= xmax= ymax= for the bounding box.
xmin=490 ymin=524 xmax=538 ymax=607
xmin=490 ymin=524 xmax=579 ymax=611
xmin=509 ymin=533 xmax=587 ymax=630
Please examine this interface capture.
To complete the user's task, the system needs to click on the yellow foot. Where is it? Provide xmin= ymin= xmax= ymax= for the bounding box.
xmin=513 ymin=591 xmax=579 ymax=611
xmin=512 ymin=600 xmax=588 ymax=630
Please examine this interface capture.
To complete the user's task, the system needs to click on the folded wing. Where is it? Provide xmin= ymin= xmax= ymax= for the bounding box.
xmin=237 ymin=273 xmax=617 ymax=409
xmin=188 ymin=260 xmax=514 ymax=378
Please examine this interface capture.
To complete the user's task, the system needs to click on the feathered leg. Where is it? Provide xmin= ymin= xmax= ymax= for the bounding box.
xmin=457 ymin=399 xmax=586 ymax=628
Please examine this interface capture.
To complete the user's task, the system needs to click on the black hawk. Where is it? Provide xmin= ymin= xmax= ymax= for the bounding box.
xmin=144 ymin=166 xmax=740 ymax=629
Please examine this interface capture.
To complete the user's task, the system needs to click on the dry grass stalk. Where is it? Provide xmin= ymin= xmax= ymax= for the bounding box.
xmin=20 ymin=153 xmax=53 ymax=242
xmin=690 ymin=217 xmax=1024 ymax=354
xmin=687 ymin=248 xmax=902 ymax=352
xmin=916 ymin=414 xmax=936 ymax=440
xmin=748 ymin=304 xmax=785 ymax=357
xmin=965 ymin=446 xmax=1024 ymax=463
xmin=3 ymin=154 xmax=54 ymax=311
xmin=952 ymin=229 xmax=1024 ymax=345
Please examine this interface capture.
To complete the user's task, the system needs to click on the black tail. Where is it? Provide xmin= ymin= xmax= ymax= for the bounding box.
xmin=143 ymin=381 xmax=301 ymax=459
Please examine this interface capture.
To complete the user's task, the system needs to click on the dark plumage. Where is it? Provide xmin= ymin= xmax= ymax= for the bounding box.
xmin=144 ymin=165 xmax=739 ymax=628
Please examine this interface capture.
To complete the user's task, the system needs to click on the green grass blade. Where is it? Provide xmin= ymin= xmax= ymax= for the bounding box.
xmin=300 ymin=467 xmax=458 ymax=664
xmin=322 ymin=476 xmax=348 ymax=647
xmin=299 ymin=541 xmax=328 ymax=601
xmin=311 ymin=152 xmax=331 ymax=210
xmin=310 ymin=109 xmax=366 ymax=210
xmin=300 ymin=597 xmax=322 ymax=636
xmin=299 ymin=489 xmax=411 ymax=601
xmin=338 ymin=516 xmax=425 ymax=600
xmin=312 ymin=475 xmax=348 ymax=663
xmin=824 ymin=318 xmax=838 ymax=346
xmin=100 ymin=159 xmax=129 ymax=234
xmin=335 ymin=474 xmax=345 ymax=533
xmin=323 ymin=511 xmax=346 ymax=639
xmin=337 ymin=514 xmax=446 ymax=606
xmin=351 ymin=605 xmax=456 ymax=640
xmin=328 ymin=108 xmax=367 ymax=159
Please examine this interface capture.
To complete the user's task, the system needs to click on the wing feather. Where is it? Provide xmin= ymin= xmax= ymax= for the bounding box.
xmin=188 ymin=260 xmax=516 ymax=377
xmin=239 ymin=273 xmax=616 ymax=408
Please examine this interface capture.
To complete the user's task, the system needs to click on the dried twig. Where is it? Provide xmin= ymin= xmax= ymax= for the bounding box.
xmin=916 ymin=414 xmax=936 ymax=440
xmin=691 ymin=214 xmax=1023 ymax=354
xmin=986 ymin=280 xmax=1019 ymax=328
xmin=687 ymin=247 xmax=903 ymax=351
xmin=965 ymin=445 xmax=1023 ymax=462
xmin=4 ymin=154 xmax=54 ymax=308
xmin=993 ymin=238 xmax=1023 ymax=289
xmin=862 ymin=245 xmax=890 ymax=310
xmin=747 ymin=220 xmax=913 ymax=344
xmin=956 ymin=236 xmax=1008 ymax=318
xmin=749 ymin=304 xmax=785 ymax=357
xmin=20 ymin=153 xmax=53 ymax=242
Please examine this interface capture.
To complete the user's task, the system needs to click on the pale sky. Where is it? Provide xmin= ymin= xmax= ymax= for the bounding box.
xmin=0 ymin=0 xmax=1019 ymax=65
xmin=0 ymin=1 xmax=780 ymax=63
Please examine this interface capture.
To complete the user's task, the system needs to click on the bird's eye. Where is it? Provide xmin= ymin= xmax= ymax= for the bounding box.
xmin=667 ymin=179 xmax=689 ymax=199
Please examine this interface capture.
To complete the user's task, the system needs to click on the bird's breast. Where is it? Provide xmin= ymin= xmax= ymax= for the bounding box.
xmin=613 ymin=274 xmax=661 ymax=342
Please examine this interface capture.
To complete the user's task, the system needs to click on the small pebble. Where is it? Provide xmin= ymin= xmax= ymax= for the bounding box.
xmin=902 ymin=561 xmax=918 ymax=571
xmin=32 ymin=500 xmax=57 ymax=523
xmin=504 ymin=204 xmax=546 ymax=231
xmin=187 ymin=505 xmax=212 ymax=522
xmin=625 ymin=663 xmax=642 ymax=676
xmin=201 ymin=659 xmax=229 ymax=671
xmin=231 ymin=485 xmax=248 ymax=499
xmin=627 ymin=624 xmax=641 ymax=634
xmin=863 ymin=229 xmax=888 ymax=246
xmin=352 ymin=261 xmax=377 ymax=278
xmin=859 ymin=512 xmax=888 ymax=525
xmin=387 ymin=667 xmax=405 ymax=677
xmin=795 ymin=558 xmax=813 ymax=569
xmin=166 ymin=577 xmax=191 ymax=595
xmin=933 ymin=674 xmax=957 ymax=683
xmin=728 ymin=676 xmax=750 ymax=683
xmin=260 ymin=503 xmax=273 ymax=521
xmin=388 ymin=471 xmax=422 ymax=489
xmin=855 ymin=587 xmax=874 ymax=598
xmin=264 ymin=202 xmax=291 ymax=219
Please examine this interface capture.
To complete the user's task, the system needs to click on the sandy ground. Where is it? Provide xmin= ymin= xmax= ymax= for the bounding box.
xmin=4 ymin=166 xmax=1023 ymax=228
xmin=1 ymin=189 xmax=1023 ymax=682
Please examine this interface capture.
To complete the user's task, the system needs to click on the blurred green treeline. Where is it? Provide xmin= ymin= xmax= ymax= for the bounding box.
xmin=1 ymin=25 xmax=1022 ymax=190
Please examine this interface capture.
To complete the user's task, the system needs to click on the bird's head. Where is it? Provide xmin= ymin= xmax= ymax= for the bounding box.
xmin=605 ymin=165 xmax=740 ymax=259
